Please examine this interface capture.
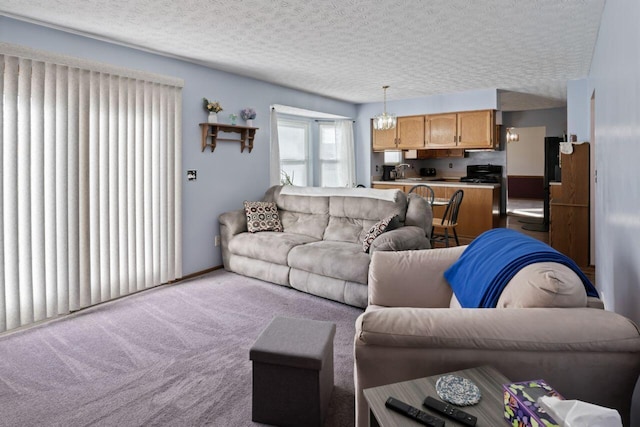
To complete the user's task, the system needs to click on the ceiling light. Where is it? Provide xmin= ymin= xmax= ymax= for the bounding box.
xmin=373 ymin=85 xmax=396 ymax=130
xmin=506 ymin=127 xmax=520 ymax=143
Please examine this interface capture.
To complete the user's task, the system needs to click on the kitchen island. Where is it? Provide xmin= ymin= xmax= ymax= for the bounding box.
xmin=372 ymin=179 xmax=500 ymax=243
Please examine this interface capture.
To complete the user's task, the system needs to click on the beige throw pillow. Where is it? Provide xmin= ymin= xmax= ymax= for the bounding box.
xmin=449 ymin=262 xmax=587 ymax=308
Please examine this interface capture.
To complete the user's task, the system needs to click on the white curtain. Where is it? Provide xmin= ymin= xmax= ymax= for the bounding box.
xmin=0 ymin=43 xmax=183 ymax=333
xmin=335 ymin=120 xmax=356 ymax=187
xmin=269 ymin=107 xmax=281 ymax=186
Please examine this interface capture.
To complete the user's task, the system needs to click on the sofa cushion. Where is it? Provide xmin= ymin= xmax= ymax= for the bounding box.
xmin=244 ymin=201 xmax=283 ymax=233
xmin=362 ymin=215 xmax=397 ymax=253
xmin=323 ymin=195 xmax=407 ymax=243
xmin=288 ymin=240 xmax=371 ymax=284
xmin=449 ymin=262 xmax=588 ymax=308
xmin=229 ymin=232 xmax=317 ymax=265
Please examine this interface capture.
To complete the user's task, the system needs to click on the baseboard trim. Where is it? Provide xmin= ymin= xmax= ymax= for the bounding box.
xmin=172 ymin=265 xmax=224 ymax=283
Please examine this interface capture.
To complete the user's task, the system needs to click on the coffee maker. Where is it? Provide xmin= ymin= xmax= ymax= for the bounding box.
xmin=381 ymin=165 xmax=396 ymax=181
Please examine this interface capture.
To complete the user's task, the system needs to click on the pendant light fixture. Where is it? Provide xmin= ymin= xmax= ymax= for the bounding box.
xmin=506 ymin=127 xmax=520 ymax=143
xmin=373 ymin=85 xmax=397 ymax=130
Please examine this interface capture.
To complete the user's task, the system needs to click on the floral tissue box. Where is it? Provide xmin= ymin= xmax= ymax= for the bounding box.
xmin=503 ymin=379 xmax=563 ymax=427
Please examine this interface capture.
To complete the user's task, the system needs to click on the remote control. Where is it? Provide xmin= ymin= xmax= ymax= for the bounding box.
xmin=423 ymin=395 xmax=477 ymax=426
xmin=385 ymin=397 xmax=445 ymax=427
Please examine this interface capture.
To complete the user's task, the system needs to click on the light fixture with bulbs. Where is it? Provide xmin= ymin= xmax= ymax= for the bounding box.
xmin=373 ymin=85 xmax=397 ymax=130
xmin=506 ymin=127 xmax=520 ymax=143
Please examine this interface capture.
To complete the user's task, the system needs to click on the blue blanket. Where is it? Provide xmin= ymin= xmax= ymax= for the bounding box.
xmin=444 ymin=229 xmax=598 ymax=308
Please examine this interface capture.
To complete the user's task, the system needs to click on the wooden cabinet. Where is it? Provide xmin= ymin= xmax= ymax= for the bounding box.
xmin=457 ymin=110 xmax=494 ymax=148
xmin=397 ymin=116 xmax=425 ymax=149
xmin=549 ymin=143 xmax=590 ymax=267
xmin=426 ymin=113 xmax=457 ymax=147
xmin=373 ymin=110 xmax=496 ymax=152
xmin=372 ymin=116 xmax=425 ymax=151
xmin=371 ymin=126 xmax=397 ymax=151
xmin=410 ymin=148 xmax=465 ymax=159
xmin=424 ymin=110 xmax=496 ymax=149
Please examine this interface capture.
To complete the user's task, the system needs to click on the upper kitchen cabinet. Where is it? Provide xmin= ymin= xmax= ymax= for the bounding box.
xmin=371 ymin=125 xmax=397 ymax=151
xmin=372 ymin=115 xmax=425 ymax=151
xmin=425 ymin=110 xmax=496 ymax=149
xmin=457 ymin=110 xmax=495 ymax=148
xmin=426 ymin=113 xmax=457 ymax=147
xmin=396 ymin=115 xmax=425 ymax=149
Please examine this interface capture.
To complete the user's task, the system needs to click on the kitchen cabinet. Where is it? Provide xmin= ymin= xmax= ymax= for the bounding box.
xmin=426 ymin=113 xmax=457 ymax=147
xmin=396 ymin=116 xmax=425 ymax=149
xmin=372 ymin=110 xmax=496 ymax=152
xmin=371 ymin=126 xmax=397 ymax=151
xmin=372 ymin=116 xmax=425 ymax=151
xmin=425 ymin=110 xmax=496 ymax=149
xmin=457 ymin=110 xmax=494 ymax=148
xmin=406 ymin=148 xmax=465 ymax=159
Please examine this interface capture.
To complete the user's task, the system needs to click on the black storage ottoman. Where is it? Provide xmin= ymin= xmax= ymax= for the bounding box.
xmin=249 ymin=316 xmax=336 ymax=427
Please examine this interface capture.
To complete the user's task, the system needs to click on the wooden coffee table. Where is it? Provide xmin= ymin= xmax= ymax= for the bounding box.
xmin=363 ymin=365 xmax=509 ymax=426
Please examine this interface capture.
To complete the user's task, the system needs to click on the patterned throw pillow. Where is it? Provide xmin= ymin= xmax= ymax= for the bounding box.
xmin=362 ymin=214 xmax=397 ymax=253
xmin=243 ymin=201 xmax=283 ymax=233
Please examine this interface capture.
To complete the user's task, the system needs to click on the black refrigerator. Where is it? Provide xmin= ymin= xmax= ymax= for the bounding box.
xmin=521 ymin=137 xmax=561 ymax=232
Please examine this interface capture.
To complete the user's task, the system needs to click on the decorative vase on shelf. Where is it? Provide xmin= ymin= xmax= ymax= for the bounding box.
xmin=246 ymin=119 xmax=254 ymax=127
xmin=207 ymin=112 xmax=218 ymax=124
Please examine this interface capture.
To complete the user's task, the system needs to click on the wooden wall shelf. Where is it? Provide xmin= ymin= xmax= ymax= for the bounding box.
xmin=200 ymin=123 xmax=258 ymax=153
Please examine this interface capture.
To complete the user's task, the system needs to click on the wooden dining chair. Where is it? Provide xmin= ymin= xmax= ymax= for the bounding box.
xmin=431 ymin=189 xmax=464 ymax=247
xmin=408 ymin=184 xmax=435 ymax=206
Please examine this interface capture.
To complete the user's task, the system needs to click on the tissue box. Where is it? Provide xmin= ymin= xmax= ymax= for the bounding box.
xmin=503 ymin=379 xmax=563 ymax=427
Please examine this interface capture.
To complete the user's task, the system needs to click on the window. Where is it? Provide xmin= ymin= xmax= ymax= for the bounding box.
xmin=272 ymin=106 xmax=354 ymax=188
xmin=277 ymin=119 xmax=310 ymax=186
xmin=319 ymin=123 xmax=339 ymax=187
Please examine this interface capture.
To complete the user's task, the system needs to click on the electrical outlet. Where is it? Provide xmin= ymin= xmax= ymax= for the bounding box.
xmin=449 ymin=163 xmax=453 ymax=168
xmin=214 ymin=235 xmax=220 ymax=246
xmin=375 ymin=165 xmax=379 ymax=172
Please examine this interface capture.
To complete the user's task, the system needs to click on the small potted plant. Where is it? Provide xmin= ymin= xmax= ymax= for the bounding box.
xmin=240 ymin=107 xmax=257 ymax=127
xmin=203 ymin=97 xmax=223 ymax=123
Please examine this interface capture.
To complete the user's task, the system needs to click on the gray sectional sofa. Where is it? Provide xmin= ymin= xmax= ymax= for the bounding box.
xmin=218 ymin=185 xmax=432 ymax=307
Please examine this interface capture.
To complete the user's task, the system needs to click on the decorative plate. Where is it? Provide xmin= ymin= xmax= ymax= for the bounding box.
xmin=435 ymin=375 xmax=482 ymax=406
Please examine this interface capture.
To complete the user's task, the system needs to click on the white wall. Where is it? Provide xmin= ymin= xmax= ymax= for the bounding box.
xmin=584 ymin=0 xmax=640 ymax=326
xmin=506 ymin=127 xmax=545 ymax=176
xmin=0 ymin=17 xmax=357 ymax=275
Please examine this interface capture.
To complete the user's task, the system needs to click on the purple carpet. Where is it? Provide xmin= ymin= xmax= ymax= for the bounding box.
xmin=0 ymin=270 xmax=363 ymax=426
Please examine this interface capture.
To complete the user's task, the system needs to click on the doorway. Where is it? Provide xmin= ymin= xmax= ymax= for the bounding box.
xmin=506 ymin=126 xmax=546 ymax=219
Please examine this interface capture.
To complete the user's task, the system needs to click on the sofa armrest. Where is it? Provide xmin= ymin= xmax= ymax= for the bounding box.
xmin=219 ymin=209 xmax=247 ymax=236
xmin=368 ymin=246 xmax=466 ymax=308
xmin=218 ymin=209 xmax=247 ymax=269
xmin=354 ymin=306 xmax=640 ymax=427
xmin=369 ymin=226 xmax=429 ymax=253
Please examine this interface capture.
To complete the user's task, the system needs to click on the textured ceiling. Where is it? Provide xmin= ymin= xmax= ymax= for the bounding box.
xmin=0 ymin=0 xmax=605 ymax=109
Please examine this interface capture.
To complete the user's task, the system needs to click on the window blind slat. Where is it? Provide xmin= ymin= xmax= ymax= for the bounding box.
xmin=43 ymin=62 xmax=58 ymax=316
xmin=30 ymin=61 xmax=46 ymax=323
xmin=18 ymin=58 xmax=34 ymax=326
xmin=0 ymin=55 xmax=5 ymax=332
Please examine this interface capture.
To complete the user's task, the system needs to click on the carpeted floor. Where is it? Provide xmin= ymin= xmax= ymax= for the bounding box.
xmin=0 ymin=270 xmax=364 ymax=426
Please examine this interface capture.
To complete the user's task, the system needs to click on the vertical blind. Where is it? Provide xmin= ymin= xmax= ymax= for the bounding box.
xmin=0 ymin=43 xmax=183 ymax=333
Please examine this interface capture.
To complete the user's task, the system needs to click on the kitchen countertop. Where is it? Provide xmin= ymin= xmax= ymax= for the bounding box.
xmin=372 ymin=179 xmax=501 ymax=189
